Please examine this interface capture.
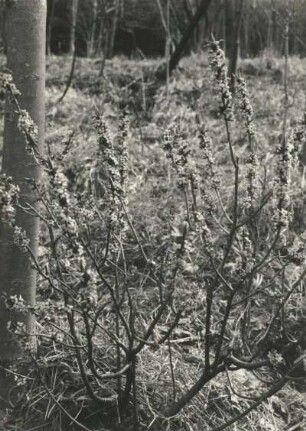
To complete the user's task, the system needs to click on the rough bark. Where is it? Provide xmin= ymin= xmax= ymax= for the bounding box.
xmin=0 ymin=0 xmax=46 ymax=411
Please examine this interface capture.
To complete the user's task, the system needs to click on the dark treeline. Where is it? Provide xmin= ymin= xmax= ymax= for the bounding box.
xmin=1 ymin=0 xmax=306 ymax=59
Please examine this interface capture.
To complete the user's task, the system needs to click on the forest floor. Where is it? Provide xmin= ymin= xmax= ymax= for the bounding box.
xmin=1 ymin=51 xmax=306 ymax=430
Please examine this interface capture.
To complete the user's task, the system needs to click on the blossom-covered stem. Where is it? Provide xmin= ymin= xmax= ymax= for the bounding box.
xmin=208 ymin=39 xmax=234 ymax=122
xmin=208 ymin=40 xmax=240 ymax=229
xmin=236 ymin=76 xmax=256 ymax=151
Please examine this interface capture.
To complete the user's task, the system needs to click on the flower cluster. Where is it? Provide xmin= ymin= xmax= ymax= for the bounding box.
xmin=59 ymin=241 xmax=86 ymax=273
xmin=17 ymin=109 xmax=39 ymax=152
xmin=240 ymin=227 xmax=255 ymax=273
xmin=117 ymin=111 xmax=129 ymax=194
xmin=13 ymin=226 xmax=30 ymax=252
xmin=208 ymin=40 xmax=234 ymax=121
xmin=201 ymin=221 xmax=214 ymax=255
xmin=268 ymin=349 xmax=285 ymax=367
xmin=236 ymin=76 xmax=256 ymax=142
xmin=94 ymin=113 xmax=128 ymax=238
xmin=273 ymin=137 xmax=293 ymax=235
xmin=51 ymin=169 xmax=70 ymax=208
xmin=243 ymin=151 xmax=258 ymax=210
xmin=163 ymin=126 xmax=198 ymax=190
xmin=198 ymin=127 xmax=220 ymax=192
xmin=0 ymin=71 xmax=20 ymax=97
xmin=287 ymin=233 xmax=306 ymax=265
xmin=5 ymin=294 xmax=26 ymax=313
xmin=289 ymin=112 xmax=306 ymax=165
xmin=0 ymin=174 xmax=19 ymax=226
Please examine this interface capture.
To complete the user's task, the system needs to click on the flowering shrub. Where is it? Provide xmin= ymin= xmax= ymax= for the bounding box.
xmin=1 ymin=41 xmax=306 ymax=431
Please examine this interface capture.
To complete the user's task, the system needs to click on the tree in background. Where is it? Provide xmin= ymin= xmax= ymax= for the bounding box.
xmin=43 ymin=0 xmax=306 ymax=58
xmin=228 ymin=0 xmax=244 ymax=91
xmin=69 ymin=0 xmax=79 ymax=55
xmin=0 ymin=0 xmax=5 ymax=54
xmin=157 ymin=0 xmax=213 ymax=80
xmin=0 ymin=0 xmax=46 ymax=412
xmin=107 ymin=0 xmax=121 ymax=58
xmin=76 ymin=0 xmax=99 ymax=57
xmin=46 ymin=0 xmax=56 ymax=55
xmin=88 ymin=0 xmax=98 ymax=57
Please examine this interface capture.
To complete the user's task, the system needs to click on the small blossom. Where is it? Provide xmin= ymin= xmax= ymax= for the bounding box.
xmin=268 ymin=350 xmax=285 ymax=367
xmin=65 ymin=216 xmax=78 ymax=235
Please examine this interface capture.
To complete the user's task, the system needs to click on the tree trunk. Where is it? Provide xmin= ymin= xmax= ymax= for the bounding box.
xmin=107 ymin=0 xmax=120 ymax=58
xmin=88 ymin=0 xmax=98 ymax=57
xmin=46 ymin=0 xmax=56 ymax=55
xmin=222 ymin=0 xmax=227 ymax=56
xmin=243 ymin=3 xmax=249 ymax=57
xmin=225 ymin=0 xmax=234 ymax=57
xmin=0 ymin=3 xmax=6 ymax=55
xmin=96 ymin=1 xmax=107 ymax=58
xmin=69 ymin=0 xmax=79 ymax=55
xmin=271 ymin=0 xmax=277 ymax=53
xmin=0 ymin=0 xmax=46 ymax=412
xmin=228 ymin=0 xmax=244 ymax=92
xmin=156 ymin=0 xmax=212 ymax=81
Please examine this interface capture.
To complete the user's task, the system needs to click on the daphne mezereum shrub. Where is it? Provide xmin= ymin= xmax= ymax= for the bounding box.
xmin=1 ymin=40 xmax=306 ymax=431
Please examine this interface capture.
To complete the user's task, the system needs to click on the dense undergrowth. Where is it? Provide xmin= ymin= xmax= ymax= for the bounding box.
xmin=1 ymin=46 xmax=306 ymax=431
